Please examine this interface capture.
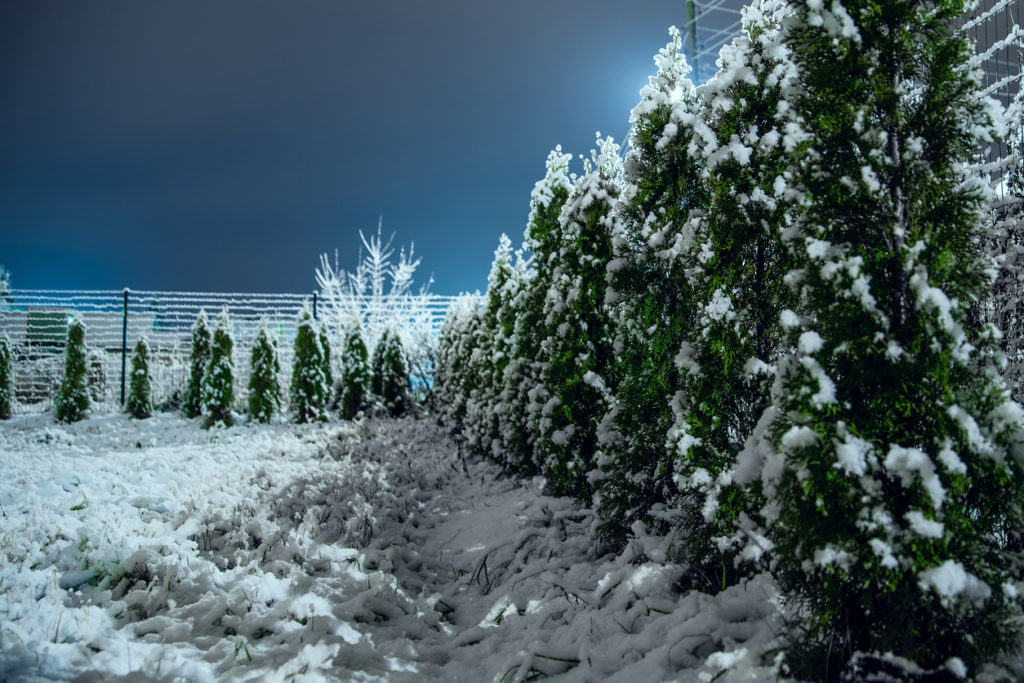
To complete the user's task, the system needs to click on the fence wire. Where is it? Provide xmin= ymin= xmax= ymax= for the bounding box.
xmin=0 ymin=289 xmax=458 ymax=413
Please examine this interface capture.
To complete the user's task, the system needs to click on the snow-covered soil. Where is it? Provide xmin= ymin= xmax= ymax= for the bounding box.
xmin=1 ymin=413 xmax=785 ymax=681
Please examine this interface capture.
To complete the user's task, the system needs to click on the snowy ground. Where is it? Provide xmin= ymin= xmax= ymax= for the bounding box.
xmin=0 ymin=412 xmax=786 ymax=681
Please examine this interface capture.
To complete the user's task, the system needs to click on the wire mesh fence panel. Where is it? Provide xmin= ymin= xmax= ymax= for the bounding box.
xmin=0 ymin=289 xmax=458 ymax=415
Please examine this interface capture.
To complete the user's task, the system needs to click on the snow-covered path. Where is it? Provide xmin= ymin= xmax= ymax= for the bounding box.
xmin=1 ymin=414 xmax=783 ymax=681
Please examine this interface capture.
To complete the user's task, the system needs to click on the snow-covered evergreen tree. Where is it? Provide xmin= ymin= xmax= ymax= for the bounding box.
xmin=126 ymin=337 xmax=152 ymax=419
xmin=989 ymin=84 xmax=1024 ymax=402
xmin=201 ymin=309 xmax=234 ymax=426
xmin=319 ymin=321 xmax=334 ymax=406
xmin=435 ymin=295 xmax=483 ymax=438
xmin=338 ymin=318 xmax=371 ymax=420
xmin=667 ymin=1 xmax=799 ymax=590
xmin=371 ymin=328 xmax=411 ymax=417
xmin=183 ymin=310 xmax=211 ymax=418
xmin=535 ymin=135 xmax=621 ymax=501
xmin=500 ymin=147 xmax=574 ymax=475
xmin=594 ymin=28 xmax=708 ymax=545
xmin=464 ymin=234 xmax=516 ymax=459
xmin=248 ymin=320 xmax=280 ymax=423
xmin=55 ymin=317 xmax=89 ymax=423
xmin=291 ymin=305 xmax=327 ymax=423
xmin=0 ymin=333 xmax=13 ymax=419
xmin=735 ymin=0 xmax=1024 ymax=674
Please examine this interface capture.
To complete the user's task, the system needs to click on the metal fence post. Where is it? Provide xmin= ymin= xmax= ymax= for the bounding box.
xmin=312 ymin=291 xmax=318 ymax=320
xmin=120 ymin=288 xmax=128 ymax=405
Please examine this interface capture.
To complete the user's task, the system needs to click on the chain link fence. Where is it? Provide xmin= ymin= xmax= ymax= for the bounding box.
xmin=0 ymin=289 xmax=458 ymax=414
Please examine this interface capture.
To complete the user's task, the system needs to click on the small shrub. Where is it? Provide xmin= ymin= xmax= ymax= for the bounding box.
xmin=0 ymin=334 xmax=12 ymax=419
xmin=126 ymin=337 xmax=152 ymax=419
xmin=290 ymin=305 xmax=327 ymax=423
xmin=371 ymin=328 xmax=410 ymax=417
xmin=183 ymin=310 xmax=211 ymax=418
xmin=201 ymin=309 xmax=234 ymax=426
xmin=338 ymin=320 xmax=371 ymax=420
xmin=55 ymin=317 xmax=89 ymax=423
xmin=248 ymin=320 xmax=280 ymax=423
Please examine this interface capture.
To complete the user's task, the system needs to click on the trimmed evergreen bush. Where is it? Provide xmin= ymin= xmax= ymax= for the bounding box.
xmin=667 ymin=2 xmax=798 ymax=591
xmin=291 ymin=305 xmax=327 ymax=423
xmin=593 ymin=28 xmax=710 ymax=544
xmin=55 ymin=317 xmax=89 ymax=423
xmin=371 ymin=328 xmax=410 ymax=417
xmin=534 ymin=134 xmax=620 ymax=502
xmin=183 ymin=310 xmax=212 ymax=418
xmin=0 ymin=333 xmax=13 ymax=419
xmin=201 ymin=309 xmax=234 ymax=426
xmin=319 ymin=321 xmax=334 ymax=405
xmin=248 ymin=320 xmax=280 ymax=423
xmin=126 ymin=336 xmax=153 ymax=419
xmin=733 ymin=0 xmax=1024 ymax=674
xmin=338 ymin=319 xmax=371 ymax=420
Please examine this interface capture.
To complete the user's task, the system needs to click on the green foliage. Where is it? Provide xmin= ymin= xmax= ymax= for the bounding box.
xmin=500 ymin=147 xmax=573 ymax=475
xmin=737 ymin=0 xmax=1024 ymax=674
xmin=126 ymin=337 xmax=152 ymax=419
xmin=319 ymin=321 xmax=334 ymax=404
xmin=338 ymin=320 xmax=371 ymax=420
xmin=371 ymin=328 xmax=411 ymax=417
xmin=55 ymin=317 xmax=89 ymax=423
xmin=247 ymin=320 xmax=280 ymax=423
xmin=201 ymin=309 xmax=234 ymax=426
xmin=183 ymin=310 xmax=212 ymax=418
xmin=594 ymin=28 xmax=708 ymax=546
xmin=0 ymin=333 xmax=14 ymax=419
xmin=290 ymin=306 xmax=327 ymax=423
xmin=535 ymin=135 xmax=620 ymax=502
xmin=667 ymin=5 xmax=797 ymax=590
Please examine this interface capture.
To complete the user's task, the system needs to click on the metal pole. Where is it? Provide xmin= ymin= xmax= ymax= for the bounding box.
xmin=686 ymin=0 xmax=698 ymax=78
xmin=120 ymin=288 xmax=129 ymax=405
xmin=312 ymin=292 xmax=318 ymax=320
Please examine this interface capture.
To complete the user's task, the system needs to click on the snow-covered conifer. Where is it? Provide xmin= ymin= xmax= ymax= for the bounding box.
xmin=535 ymin=135 xmax=621 ymax=501
xmin=319 ymin=321 xmax=334 ymax=405
xmin=371 ymin=328 xmax=411 ymax=417
xmin=55 ymin=317 xmax=89 ymax=423
xmin=667 ymin=0 xmax=799 ymax=590
xmin=500 ymin=147 xmax=574 ymax=475
xmin=183 ymin=310 xmax=212 ymax=418
xmin=435 ymin=295 xmax=483 ymax=437
xmin=0 ymin=333 xmax=14 ymax=419
xmin=126 ymin=336 xmax=152 ymax=419
xmin=338 ymin=318 xmax=371 ymax=420
xmin=736 ymin=0 xmax=1024 ymax=674
xmin=594 ymin=28 xmax=708 ymax=545
xmin=247 ymin=320 xmax=280 ymax=423
xmin=463 ymin=234 xmax=516 ymax=459
xmin=201 ymin=309 xmax=234 ymax=426
xmin=291 ymin=304 xmax=327 ymax=423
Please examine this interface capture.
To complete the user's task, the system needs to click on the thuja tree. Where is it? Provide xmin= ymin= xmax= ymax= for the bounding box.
xmin=319 ymin=321 xmax=334 ymax=405
xmin=183 ymin=310 xmax=212 ymax=418
xmin=735 ymin=0 xmax=1024 ymax=675
xmin=500 ymin=147 xmax=573 ymax=475
xmin=248 ymin=320 xmax=280 ymax=423
xmin=126 ymin=337 xmax=153 ymax=419
xmin=202 ymin=309 xmax=235 ymax=426
xmin=463 ymin=234 xmax=516 ymax=459
xmin=0 ymin=333 xmax=13 ymax=419
xmin=55 ymin=317 xmax=89 ymax=423
xmin=291 ymin=305 xmax=327 ymax=423
xmin=372 ymin=328 xmax=411 ymax=417
xmin=435 ymin=296 xmax=483 ymax=437
xmin=594 ymin=28 xmax=707 ymax=545
xmin=535 ymin=135 xmax=620 ymax=501
xmin=338 ymin=318 xmax=371 ymax=420
xmin=668 ymin=1 xmax=799 ymax=591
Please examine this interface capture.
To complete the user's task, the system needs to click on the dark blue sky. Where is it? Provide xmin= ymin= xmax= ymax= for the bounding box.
xmin=1 ymin=0 xmax=739 ymax=295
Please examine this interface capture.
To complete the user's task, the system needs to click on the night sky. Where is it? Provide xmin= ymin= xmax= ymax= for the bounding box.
xmin=1 ymin=1 xmax=739 ymax=295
